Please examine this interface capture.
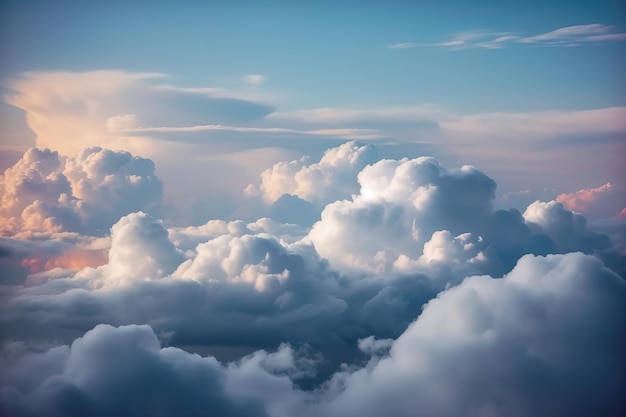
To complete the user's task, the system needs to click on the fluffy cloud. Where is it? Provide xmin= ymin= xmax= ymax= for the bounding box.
xmin=0 ymin=324 xmax=302 ymax=417
xmin=310 ymin=253 xmax=626 ymax=417
xmin=523 ymin=200 xmax=611 ymax=254
xmin=308 ymin=155 xmax=499 ymax=275
xmin=0 ymin=147 xmax=163 ymax=236
xmin=256 ymin=141 xmax=378 ymax=205
xmin=78 ymin=212 xmax=184 ymax=288
xmin=556 ymin=182 xmax=626 ymax=219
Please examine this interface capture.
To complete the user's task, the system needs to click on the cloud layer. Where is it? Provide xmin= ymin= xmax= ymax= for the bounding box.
xmin=2 ymin=253 xmax=624 ymax=417
xmin=1 ymin=141 xmax=624 ymax=416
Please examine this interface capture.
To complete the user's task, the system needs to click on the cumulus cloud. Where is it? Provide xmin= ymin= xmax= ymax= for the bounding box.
xmin=309 ymin=253 xmax=626 ymax=417
xmin=256 ymin=141 xmax=378 ymax=205
xmin=0 ymin=147 xmax=163 ymax=236
xmin=523 ymin=200 xmax=611 ymax=254
xmin=78 ymin=212 xmax=184 ymax=288
xmin=0 ymin=324 xmax=300 ymax=417
xmin=556 ymin=182 xmax=626 ymax=219
xmin=308 ymin=155 xmax=498 ymax=275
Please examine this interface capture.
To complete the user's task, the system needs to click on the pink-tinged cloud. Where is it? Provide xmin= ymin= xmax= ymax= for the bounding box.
xmin=556 ymin=182 xmax=626 ymax=219
xmin=20 ymin=247 xmax=108 ymax=274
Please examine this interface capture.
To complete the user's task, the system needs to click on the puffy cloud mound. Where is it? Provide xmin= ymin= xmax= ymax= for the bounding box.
xmin=308 ymin=156 xmax=498 ymax=274
xmin=523 ymin=200 xmax=611 ymax=253
xmin=310 ymin=252 xmax=626 ymax=417
xmin=0 ymin=324 xmax=305 ymax=417
xmin=0 ymin=147 xmax=163 ymax=236
xmin=257 ymin=141 xmax=378 ymax=205
xmin=78 ymin=212 xmax=185 ymax=288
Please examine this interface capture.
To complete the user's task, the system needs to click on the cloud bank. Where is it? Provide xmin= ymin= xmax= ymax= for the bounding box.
xmin=1 ymin=253 xmax=624 ymax=417
xmin=1 ymin=141 xmax=624 ymax=416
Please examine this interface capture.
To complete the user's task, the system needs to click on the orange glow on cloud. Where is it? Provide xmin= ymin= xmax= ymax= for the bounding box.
xmin=556 ymin=182 xmax=624 ymax=218
xmin=20 ymin=248 xmax=108 ymax=274
xmin=556 ymin=183 xmax=613 ymax=211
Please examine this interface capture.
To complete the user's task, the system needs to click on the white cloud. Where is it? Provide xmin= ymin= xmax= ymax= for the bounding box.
xmin=245 ymin=74 xmax=267 ymax=86
xmin=78 ymin=212 xmax=185 ymax=288
xmin=256 ymin=141 xmax=378 ymax=204
xmin=519 ymin=23 xmax=625 ymax=45
xmin=386 ymin=42 xmax=418 ymax=49
xmin=407 ymin=24 xmax=626 ymax=50
xmin=311 ymin=252 xmax=626 ymax=417
xmin=307 ymin=155 xmax=498 ymax=275
xmin=0 ymin=147 xmax=163 ymax=236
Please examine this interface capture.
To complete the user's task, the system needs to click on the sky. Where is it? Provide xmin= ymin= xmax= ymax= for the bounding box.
xmin=0 ymin=1 xmax=625 ymax=416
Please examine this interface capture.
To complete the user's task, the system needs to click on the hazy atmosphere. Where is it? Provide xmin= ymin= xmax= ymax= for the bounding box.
xmin=1 ymin=1 xmax=625 ymax=416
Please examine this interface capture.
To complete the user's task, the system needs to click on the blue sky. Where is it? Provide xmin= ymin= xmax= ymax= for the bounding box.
xmin=1 ymin=0 xmax=625 ymax=112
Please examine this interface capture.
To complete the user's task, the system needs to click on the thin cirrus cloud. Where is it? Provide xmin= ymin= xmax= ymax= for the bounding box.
xmin=388 ymin=23 xmax=626 ymax=50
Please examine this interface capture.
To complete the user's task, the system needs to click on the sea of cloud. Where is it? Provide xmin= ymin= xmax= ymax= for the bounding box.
xmin=1 ymin=141 xmax=624 ymax=416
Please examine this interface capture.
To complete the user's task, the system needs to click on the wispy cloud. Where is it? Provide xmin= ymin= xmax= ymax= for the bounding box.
xmin=245 ymin=74 xmax=266 ymax=86
xmin=390 ymin=24 xmax=626 ymax=50
xmin=114 ymin=123 xmax=382 ymax=140
xmin=386 ymin=42 xmax=419 ymax=49
xmin=519 ymin=23 xmax=624 ymax=45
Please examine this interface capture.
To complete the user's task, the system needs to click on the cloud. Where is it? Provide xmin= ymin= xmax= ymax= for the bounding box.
xmin=1 ymin=253 xmax=623 ymax=417
xmin=0 ymin=147 xmax=163 ymax=236
xmin=0 ymin=141 xmax=624 ymax=416
xmin=519 ymin=23 xmax=626 ymax=45
xmin=307 ymin=155 xmax=499 ymax=275
xmin=556 ymin=182 xmax=626 ymax=219
xmin=279 ymin=142 xmax=614 ymax=278
xmin=7 ymin=70 xmax=622 ymax=225
xmin=245 ymin=74 xmax=267 ymax=86
xmin=266 ymin=104 xmax=448 ymax=127
xmin=79 ymin=212 xmax=185 ymax=288
xmin=310 ymin=252 xmax=626 ymax=417
xmin=255 ymin=141 xmax=378 ymax=205
xmin=396 ymin=24 xmax=626 ymax=50
xmin=386 ymin=42 xmax=418 ymax=49
xmin=0 ymin=324 xmax=293 ymax=417
xmin=4 ymin=70 xmax=276 ymax=157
